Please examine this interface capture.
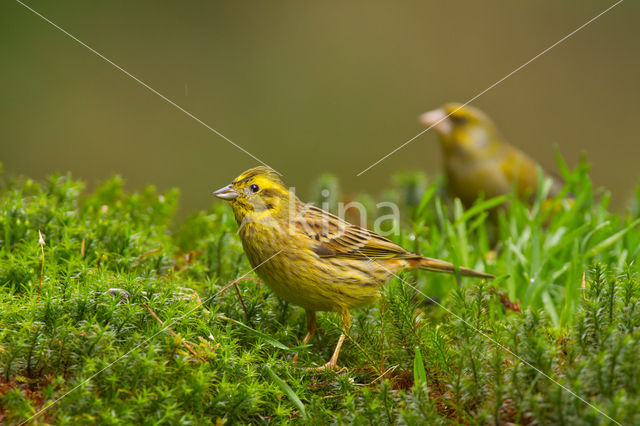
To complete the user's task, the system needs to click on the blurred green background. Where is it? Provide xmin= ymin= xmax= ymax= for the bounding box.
xmin=1 ymin=0 xmax=638 ymax=214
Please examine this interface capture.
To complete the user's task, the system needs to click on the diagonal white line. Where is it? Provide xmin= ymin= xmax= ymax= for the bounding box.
xmin=358 ymin=252 xmax=621 ymax=425
xmin=21 ymin=249 xmax=283 ymax=425
xmin=357 ymin=0 xmax=625 ymax=176
xmin=14 ymin=0 xmax=280 ymax=174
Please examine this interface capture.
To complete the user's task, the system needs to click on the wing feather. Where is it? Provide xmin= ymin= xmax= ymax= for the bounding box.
xmin=297 ymin=205 xmax=412 ymax=260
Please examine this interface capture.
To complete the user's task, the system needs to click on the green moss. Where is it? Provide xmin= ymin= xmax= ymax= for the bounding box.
xmin=0 ymin=165 xmax=639 ymax=424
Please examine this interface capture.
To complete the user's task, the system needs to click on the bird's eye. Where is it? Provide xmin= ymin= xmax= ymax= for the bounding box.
xmin=250 ymin=184 xmax=260 ymax=193
xmin=450 ymin=115 xmax=469 ymax=124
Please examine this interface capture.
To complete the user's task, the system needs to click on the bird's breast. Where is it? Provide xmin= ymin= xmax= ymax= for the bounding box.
xmin=237 ymin=220 xmax=387 ymax=312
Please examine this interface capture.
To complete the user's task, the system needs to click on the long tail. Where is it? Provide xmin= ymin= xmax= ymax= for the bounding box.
xmin=408 ymin=256 xmax=494 ymax=279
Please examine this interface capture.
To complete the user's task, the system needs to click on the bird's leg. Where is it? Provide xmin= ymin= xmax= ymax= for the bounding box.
xmin=321 ymin=309 xmax=351 ymax=371
xmin=302 ymin=310 xmax=317 ymax=345
xmin=292 ymin=310 xmax=316 ymax=366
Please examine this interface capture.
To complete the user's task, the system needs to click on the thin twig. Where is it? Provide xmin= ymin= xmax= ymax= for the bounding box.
xmin=142 ymin=302 xmax=206 ymax=363
xmin=233 ymin=282 xmax=255 ymax=329
xmin=218 ymin=277 xmax=260 ymax=296
xmin=353 ymin=365 xmax=400 ymax=387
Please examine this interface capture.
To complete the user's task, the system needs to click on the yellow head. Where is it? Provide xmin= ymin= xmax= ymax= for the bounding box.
xmin=213 ymin=166 xmax=292 ymax=224
xmin=420 ymin=103 xmax=503 ymax=161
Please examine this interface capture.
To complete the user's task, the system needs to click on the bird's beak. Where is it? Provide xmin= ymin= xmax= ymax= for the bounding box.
xmin=420 ymin=108 xmax=453 ymax=136
xmin=213 ymin=184 xmax=238 ymax=200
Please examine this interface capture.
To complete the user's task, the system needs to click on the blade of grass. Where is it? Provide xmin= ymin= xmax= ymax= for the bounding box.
xmin=219 ymin=315 xmax=303 ymax=352
xmin=264 ymin=366 xmax=306 ymax=418
xmin=415 ymin=184 xmax=437 ymax=219
xmin=541 ymin=291 xmax=560 ymax=328
xmin=587 ymin=218 xmax=640 ymax=257
xmin=413 ymin=346 xmax=427 ymax=389
xmin=454 ymin=195 xmax=508 ymax=226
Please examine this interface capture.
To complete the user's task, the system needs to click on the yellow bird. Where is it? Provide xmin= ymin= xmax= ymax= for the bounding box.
xmin=420 ymin=103 xmax=563 ymax=207
xmin=214 ymin=166 xmax=493 ymax=369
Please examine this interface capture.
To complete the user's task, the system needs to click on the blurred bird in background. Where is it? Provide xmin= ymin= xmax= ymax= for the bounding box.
xmin=420 ymin=103 xmax=564 ymax=207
